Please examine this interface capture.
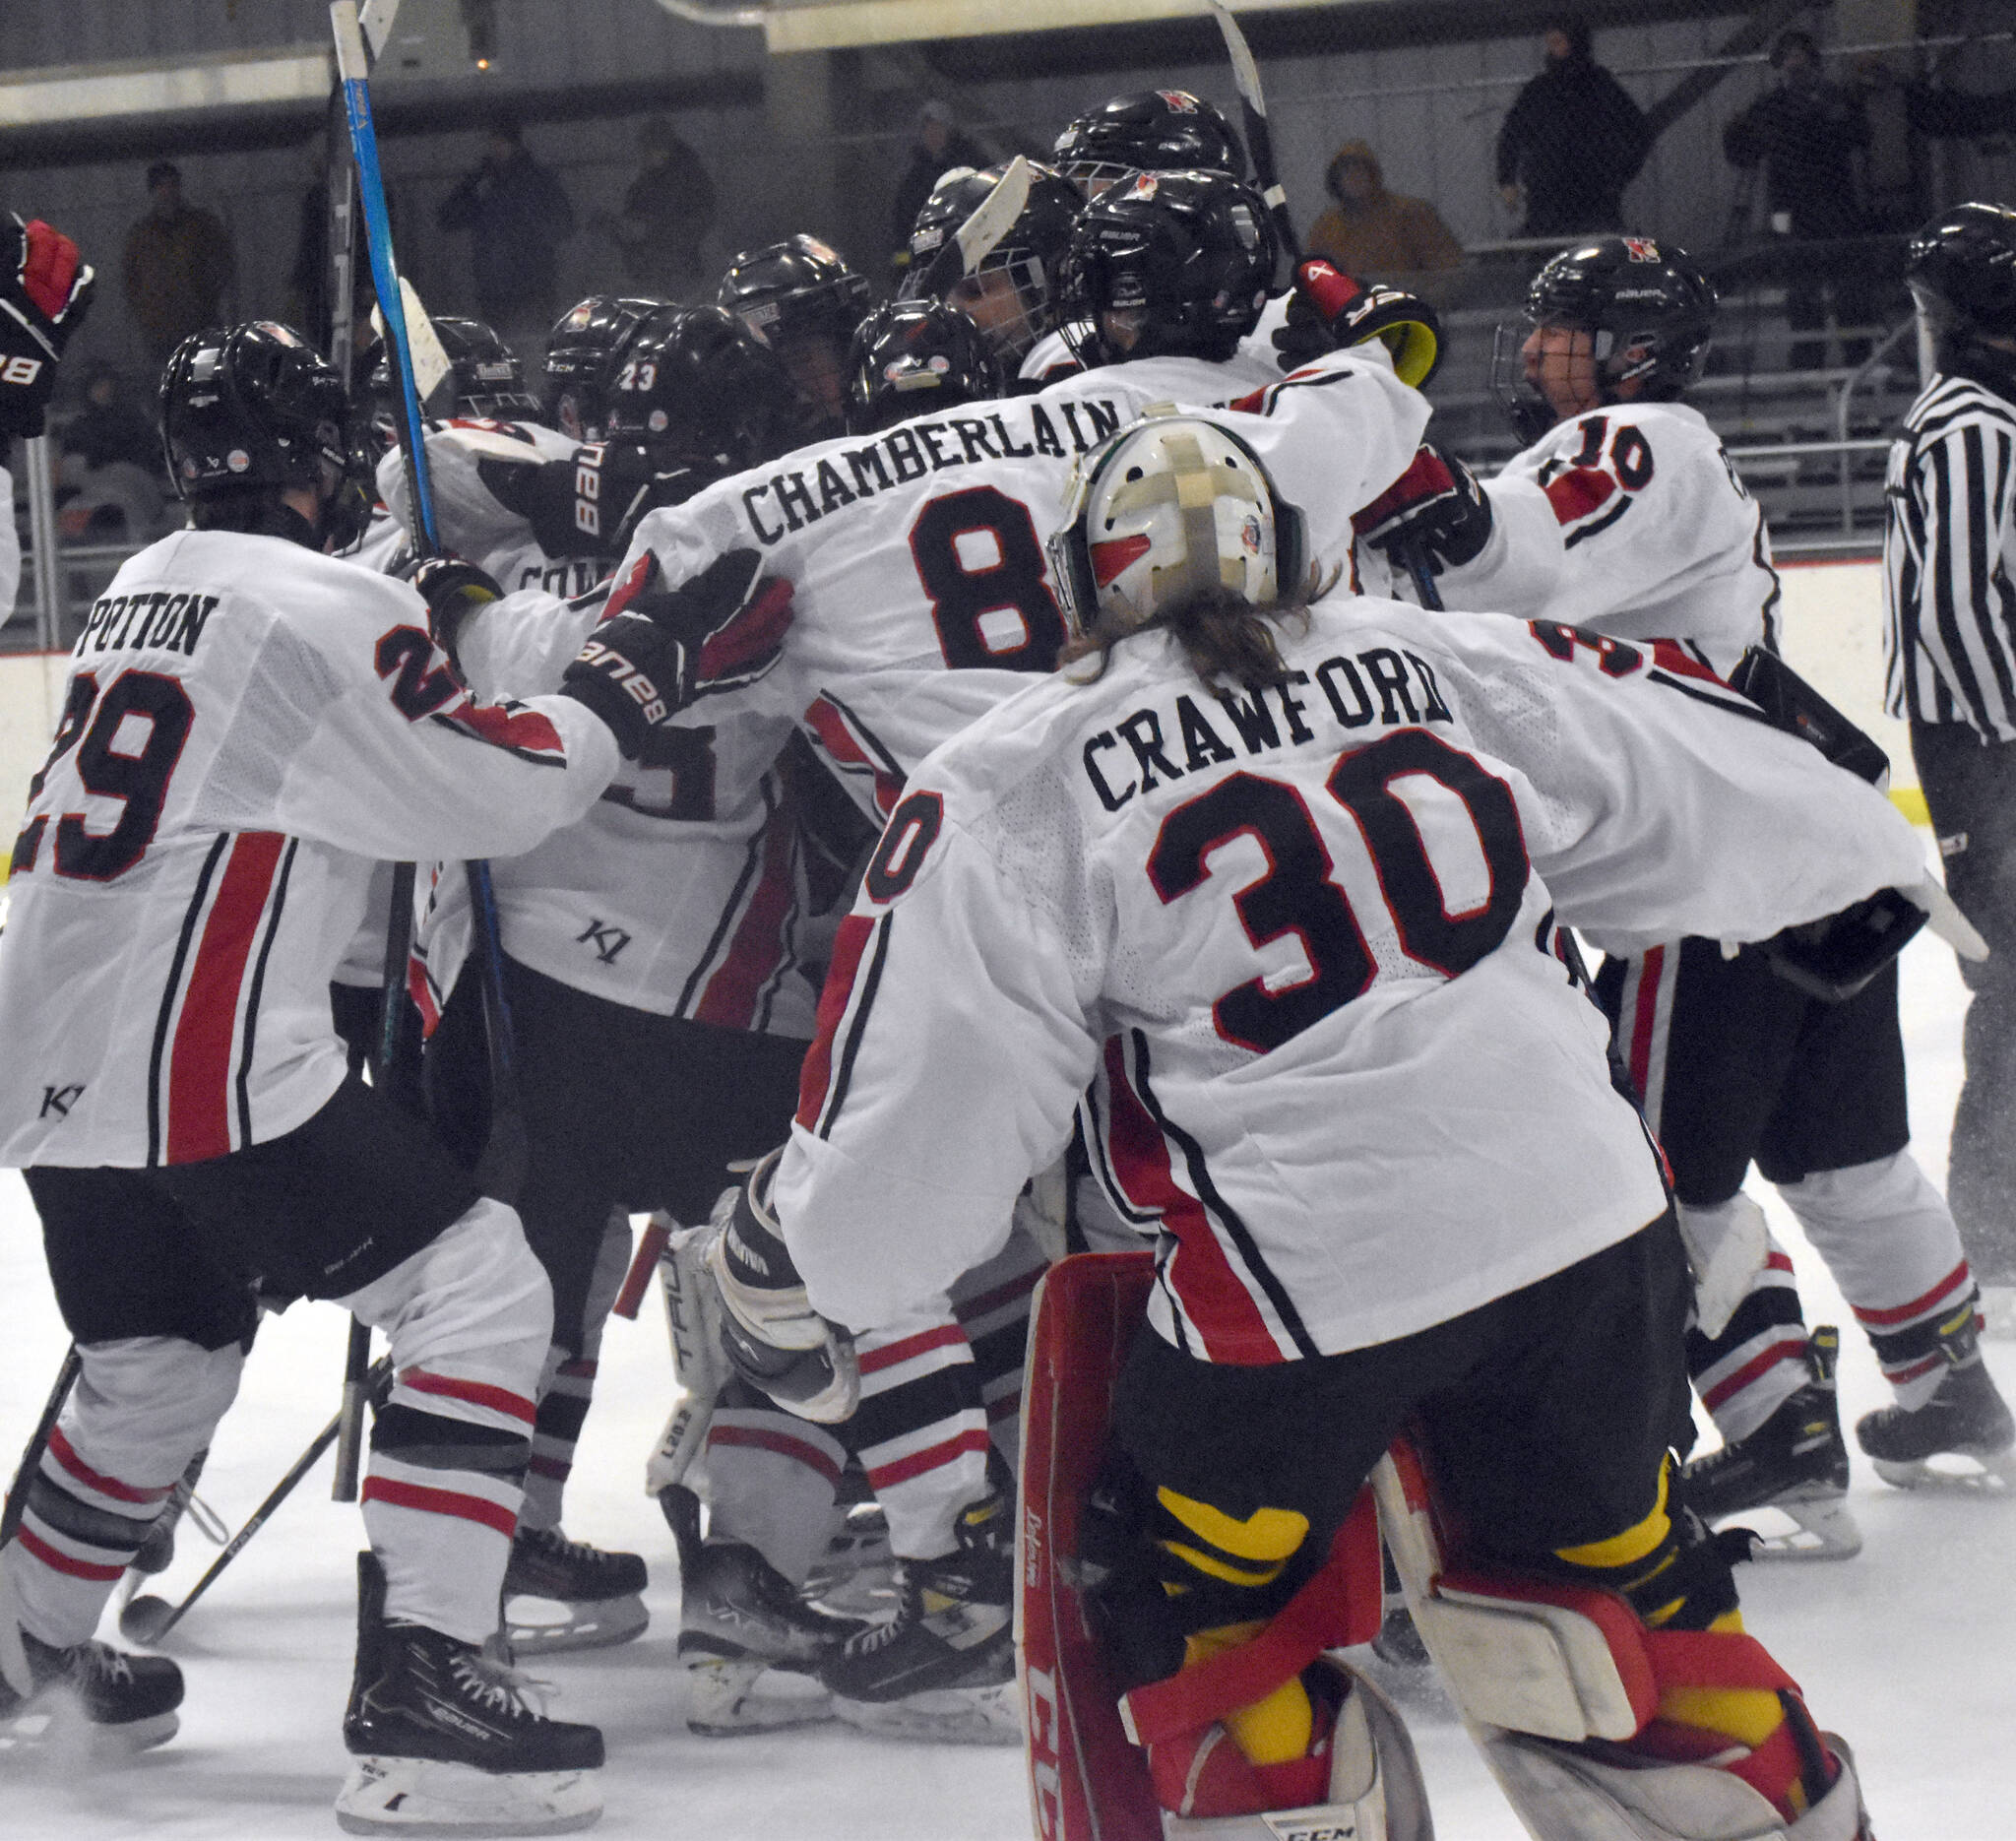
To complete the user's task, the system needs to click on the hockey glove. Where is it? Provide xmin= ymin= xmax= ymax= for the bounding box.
xmin=1274 ymin=259 xmax=1440 ymax=388
xmin=1353 ymin=442 xmax=1494 ymax=572
xmin=702 ymin=1148 xmax=859 ymax=1425
xmin=478 ymin=441 xmax=713 ymax=562
xmin=610 ymin=545 xmax=793 ymax=700
xmin=406 ymin=555 xmax=502 ymax=655
xmin=0 ymin=216 xmax=94 ymax=440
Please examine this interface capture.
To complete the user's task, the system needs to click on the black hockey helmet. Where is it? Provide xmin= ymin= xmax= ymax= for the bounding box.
xmin=601 ymin=303 xmax=807 ymax=475
xmin=542 ymin=293 xmax=664 ymax=439
xmin=903 ymin=160 xmax=1084 ymax=365
xmin=1906 ymin=203 xmax=2016 ymax=361
xmin=1056 ymin=168 xmax=1275 ymax=369
xmin=1491 ymin=235 xmax=1717 ymax=444
xmin=1052 ymin=90 xmax=1247 ymax=197
xmin=367 ymin=314 xmax=540 ymax=423
xmin=718 ymin=234 xmax=874 ymax=435
xmin=161 ymin=321 xmax=350 ymax=498
xmin=845 ymin=300 xmax=1003 ymax=435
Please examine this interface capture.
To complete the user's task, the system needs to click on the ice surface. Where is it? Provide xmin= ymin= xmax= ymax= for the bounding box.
xmin=2 ymin=919 xmax=2010 ymax=1838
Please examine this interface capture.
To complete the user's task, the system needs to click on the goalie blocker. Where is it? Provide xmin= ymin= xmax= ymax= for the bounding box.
xmin=1019 ymin=1251 xmax=1871 ymax=1841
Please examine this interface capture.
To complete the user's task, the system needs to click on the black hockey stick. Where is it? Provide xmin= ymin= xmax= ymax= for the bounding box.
xmin=123 ymin=1357 xmax=394 ymax=1646
xmin=1210 ymin=2 xmax=1300 ymax=266
xmin=0 ymin=1345 xmax=81 ymax=1552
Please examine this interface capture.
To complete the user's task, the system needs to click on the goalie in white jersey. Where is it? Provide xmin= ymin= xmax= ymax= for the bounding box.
xmin=709 ymin=409 xmax=1929 ymax=1838
xmin=0 ymin=320 xmax=780 ymax=1828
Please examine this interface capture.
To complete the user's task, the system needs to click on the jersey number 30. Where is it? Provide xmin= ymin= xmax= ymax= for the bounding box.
xmin=1149 ymin=731 xmax=1529 ymax=1054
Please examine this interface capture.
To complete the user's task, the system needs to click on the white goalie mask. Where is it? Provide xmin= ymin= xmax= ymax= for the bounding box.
xmin=1047 ymin=407 xmax=1308 ymax=640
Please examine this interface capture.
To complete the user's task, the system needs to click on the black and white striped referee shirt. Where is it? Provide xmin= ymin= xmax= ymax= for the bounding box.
xmin=1883 ymin=366 xmax=2016 ymax=737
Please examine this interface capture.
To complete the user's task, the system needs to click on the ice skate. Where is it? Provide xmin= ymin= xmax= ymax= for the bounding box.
xmin=339 ymin=1553 xmax=602 ymax=1835
xmin=1857 ymin=1347 xmax=2016 ymax=1492
xmin=501 ymin=1525 xmax=647 ymax=1655
xmin=0 ymin=1617 xmax=182 ymax=1753
xmin=675 ymin=1534 xmax=865 ymax=1735
xmin=1680 ymin=1326 xmax=1861 ymax=1559
xmin=822 ymin=1492 xmax=1020 ymax=1745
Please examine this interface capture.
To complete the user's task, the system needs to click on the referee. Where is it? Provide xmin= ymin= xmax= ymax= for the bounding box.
xmin=1883 ymin=201 xmax=2016 ymax=1329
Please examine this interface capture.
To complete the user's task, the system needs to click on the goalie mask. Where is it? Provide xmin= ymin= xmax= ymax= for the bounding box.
xmin=1491 ymin=236 xmax=1717 ymax=445
xmin=1047 ymin=408 xmax=1307 ymax=640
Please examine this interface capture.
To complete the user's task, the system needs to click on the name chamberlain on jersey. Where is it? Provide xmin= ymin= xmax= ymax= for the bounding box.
xmin=736 ymin=395 xmax=1127 ymax=544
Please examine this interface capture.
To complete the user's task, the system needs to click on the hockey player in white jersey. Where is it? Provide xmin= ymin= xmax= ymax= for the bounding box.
xmin=0 ymin=321 xmax=782 ymax=1824
xmin=545 ymin=173 xmax=1436 ymax=1736
xmin=1358 ymin=233 xmax=2013 ymax=1548
xmin=709 ymin=409 xmax=1916 ymax=1840
xmin=0 ymin=215 xmax=94 ymax=613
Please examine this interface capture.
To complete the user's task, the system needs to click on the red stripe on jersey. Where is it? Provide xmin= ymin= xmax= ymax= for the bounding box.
xmin=165 ymin=830 xmax=285 ymax=1164
xmin=706 ymin=1423 xmax=846 ymax=1487
xmin=1852 ymin=1259 xmax=1973 ymax=1327
xmin=1650 ymin=639 xmax=1726 ymax=685
xmin=1101 ymin=1038 xmax=1279 ymax=1362
xmin=804 ymin=697 xmax=904 ymax=817
xmin=15 ymin=1525 xmax=126 ymax=1582
xmin=1544 ymin=467 xmax=1616 ymax=527
xmin=397 ymin=1366 xmax=537 ymax=1426
xmin=694 ymin=808 xmax=796 ymax=1028
xmin=795 ymin=913 xmax=875 ymax=1129
xmin=866 ymin=1427 xmax=991 ymax=1490
xmin=858 ymin=1322 xmax=970 ymax=1376
xmin=955 ymin=1264 xmax=1044 ymax=1323
xmin=361 ymin=1476 xmax=517 ymax=1538
xmin=443 ymin=699 xmax=564 ymax=757
xmin=1627 ymin=944 xmax=1665 ymax=1102
xmin=1700 ymin=1336 xmax=1808 ymax=1413
xmin=47 ymin=1427 xmax=172 ymax=1505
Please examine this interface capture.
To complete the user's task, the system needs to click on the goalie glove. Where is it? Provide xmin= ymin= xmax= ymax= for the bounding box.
xmin=560 ymin=546 xmax=793 ymax=756
xmin=702 ymin=1147 xmax=859 ymax=1425
xmin=1273 ymin=258 xmax=1440 ymax=388
xmin=0 ymin=216 xmax=94 ymax=440
xmin=1353 ymin=441 xmax=1493 ymax=572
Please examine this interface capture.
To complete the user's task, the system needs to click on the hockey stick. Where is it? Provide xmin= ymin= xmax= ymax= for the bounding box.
xmin=0 ymin=1345 xmax=81 ymax=1552
xmin=123 ymin=1359 xmax=394 ymax=1647
xmin=332 ymin=0 xmax=528 ymax=1210
xmin=1209 ymin=2 xmax=1300 ymax=265
xmin=899 ymin=155 xmax=1034 ymax=304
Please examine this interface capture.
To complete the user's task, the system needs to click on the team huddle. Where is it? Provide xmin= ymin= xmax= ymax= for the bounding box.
xmin=3 ymin=80 xmax=2016 ymax=1841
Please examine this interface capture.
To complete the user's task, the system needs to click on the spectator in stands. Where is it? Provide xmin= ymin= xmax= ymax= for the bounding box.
xmin=59 ymin=362 xmax=158 ymax=477
xmin=1724 ymin=30 xmax=1878 ymax=370
xmin=437 ymin=118 xmax=576 ymax=358
xmin=121 ymin=161 xmax=235 ymax=373
xmin=607 ymin=115 xmax=718 ymax=300
xmin=1496 ymin=16 xmax=1650 ymax=238
xmin=890 ymin=100 xmax=988 ymax=282
xmin=1304 ymin=141 xmax=1463 ymax=296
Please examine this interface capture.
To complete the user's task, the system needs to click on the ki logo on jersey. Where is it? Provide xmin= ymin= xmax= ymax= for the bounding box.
xmin=575 ymin=919 xmax=632 ymax=965
xmin=39 ymin=1082 xmax=85 ymax=1118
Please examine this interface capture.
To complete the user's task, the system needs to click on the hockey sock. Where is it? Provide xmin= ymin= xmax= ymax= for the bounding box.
xmin=1778 ymin=1152 xmax=1977 ymax=1409
xmin=522 ymin=1209 xmax=633 ymax=1532
xmin=1683 ymin=1211 xmax=1810 ymax=1441
xmin=951 ymin=1228 xmax=1045 ymax=1476
xmin=1155 ymin=1492 xmax=1313 ymax=1768
xmin=849 ymin=1305 xmax=990 ymax=1561
xmin=6 ymin=1338 xmax=240 ymax=1648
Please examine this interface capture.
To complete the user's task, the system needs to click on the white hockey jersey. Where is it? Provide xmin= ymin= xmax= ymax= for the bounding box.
xmin=774 ymin=599 xmax=1927 ymax=1356
xmin=1433 ymin=401 xmax=1779 ymax=674
xmin=0 ymin=528 xmax=619 ymax=1170
xmin=2 ymin=465 xmax=19 ymax=616
xmin=615 ymin=343 xmax=1427 ymax=827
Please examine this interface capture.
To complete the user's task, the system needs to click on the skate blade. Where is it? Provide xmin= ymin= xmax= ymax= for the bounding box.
xmin=1869 ymin=1445 xmax=2016 ymax=1493
xmin=683 ymin=1657 xmax=835 ymax=1736
xmin=336 ymin=1756 xmax=601 ymax=1835
xmin=829 ymin=1680 xmax=1022 ymax=1746
xmin=505 ymin=1593 xmax=648 ymax=1656
xmin=1714 ymin=1497 xmax=1863 ymax=1560
xmin=0 ymin=1704 xmax=178 ymax=1756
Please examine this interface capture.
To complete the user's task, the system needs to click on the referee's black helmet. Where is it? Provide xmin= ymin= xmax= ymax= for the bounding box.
xmin=1907 ymin=203 xmax=2016 ymax=355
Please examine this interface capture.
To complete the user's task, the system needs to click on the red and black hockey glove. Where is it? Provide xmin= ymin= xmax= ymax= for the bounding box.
xmin=0 ymin=217 xmax=95 ymax=440
xmin=560 ymin=546 xmax=793 ymax=757
xmin=1274 ymin=258 xmax=1440 ymax=388
xmin=1353 ymin=442 xmax=1493 ymax=573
